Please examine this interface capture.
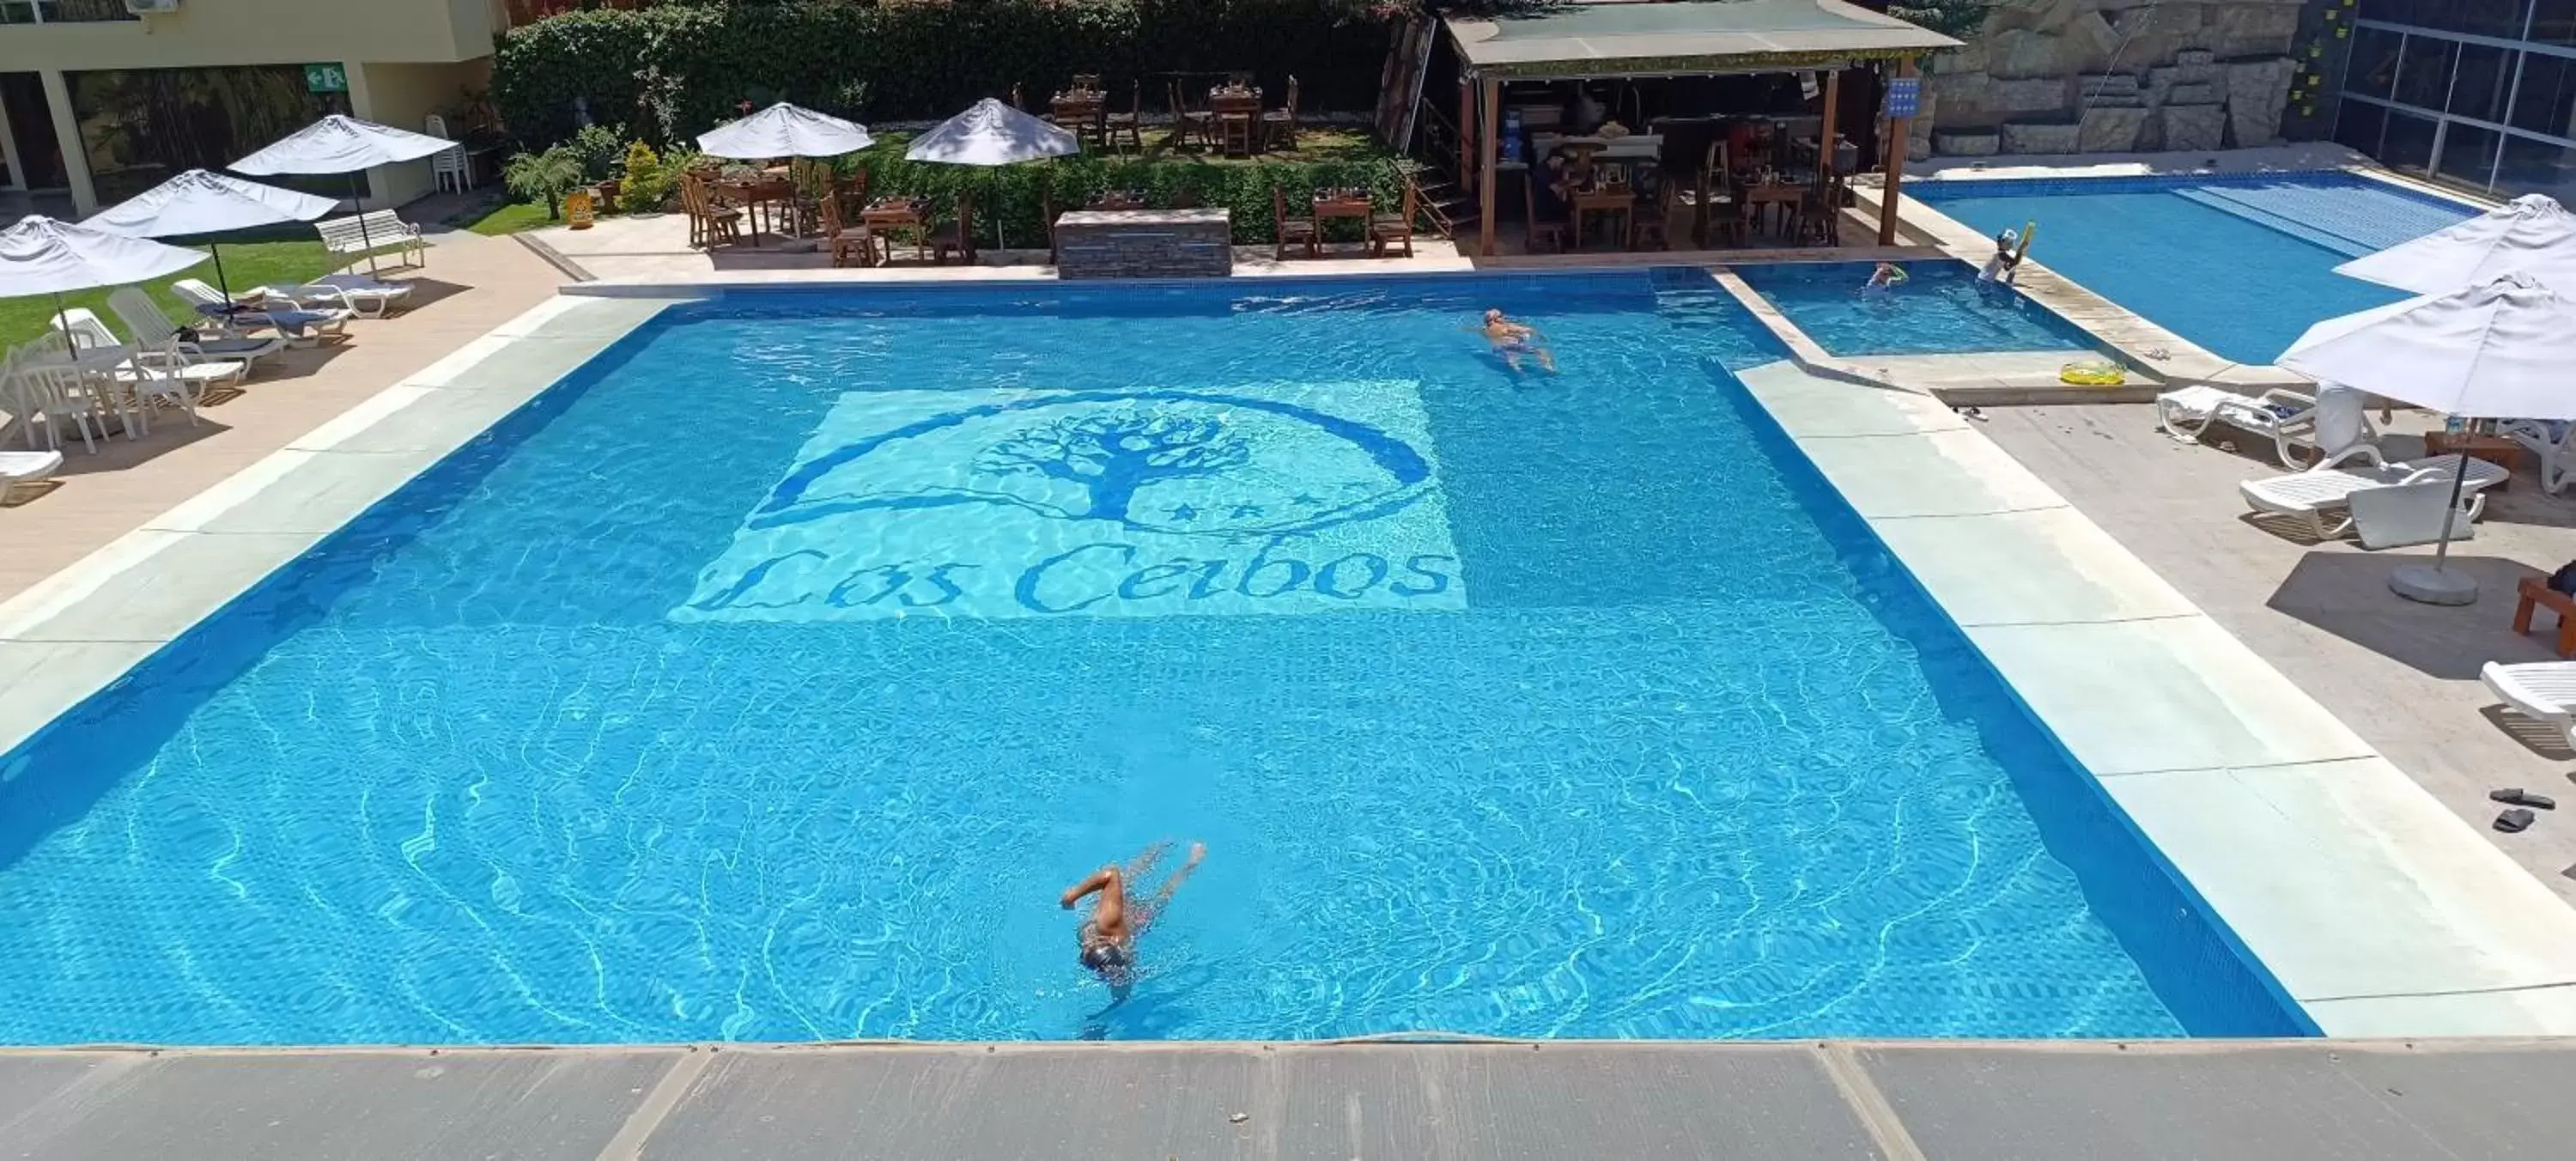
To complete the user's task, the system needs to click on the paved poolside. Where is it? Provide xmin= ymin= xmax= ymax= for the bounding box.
xmin=3 ymin=1038 xmax=2573 ymax=1158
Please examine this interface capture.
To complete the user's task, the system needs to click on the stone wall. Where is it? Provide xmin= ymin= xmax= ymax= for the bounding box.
xmin=1917 ymin=0 xmax=2328 ymax=157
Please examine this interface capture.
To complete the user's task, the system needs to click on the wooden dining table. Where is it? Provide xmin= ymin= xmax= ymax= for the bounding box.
xmin=714 ymin=176 xmax=796 ymax=246
xmin=1741 ymin=181 xmax=1807 ymax=239
xmin=860 ymin=198 xmax=930 ymax=264
xmin=1049 ymin=91 xmax=1106 ymax=140
xmin=1311 ymin=192 xmax=1371 ymax=250
xmin=1570 ymin=187 xmax=1637 ymax=251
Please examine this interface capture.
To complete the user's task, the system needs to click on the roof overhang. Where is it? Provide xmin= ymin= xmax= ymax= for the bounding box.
xmin=1446 ymin=0 xmax=1963 ymax=79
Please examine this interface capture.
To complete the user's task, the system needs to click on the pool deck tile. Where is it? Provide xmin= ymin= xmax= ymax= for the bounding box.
xmin=1965 ymin=617 xmax=2375 ymax=775
xmin=143 ymin=447 xmax=444 ymax=537
xmin=1869 ymin=507 xmax=2201 ymax=628
xmin=2 ymin=531 xmax=324 ymax=644
xmin=1735 ymin=359 xmax=2576 ymax=1036
xmin=2108 ymin=757 xmax=2576 ymax=1001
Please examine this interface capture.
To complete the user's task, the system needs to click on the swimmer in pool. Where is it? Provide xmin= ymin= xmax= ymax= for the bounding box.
xmin=1481 ymin=308 xmax=1557 ymax=373
xmin=1979 ymin=228 xmax=2024 ymax=286
xmin=1061 ymin=841 xmax=1206 ymax=1000
xmin=1865 ymin=261 xmax=1909 ymax=290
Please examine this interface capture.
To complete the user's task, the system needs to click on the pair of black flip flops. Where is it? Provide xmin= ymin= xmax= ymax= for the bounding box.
xmin=2492 ymin=788 xmax=2557 ymax=834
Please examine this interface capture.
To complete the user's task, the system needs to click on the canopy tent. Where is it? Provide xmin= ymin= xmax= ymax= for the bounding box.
xmin=232 ymin=115 xmax=455 ymax=274
xmin=2280 ymin=273 xmax=2576 ymax=604
xmin=2333 ymin=193 xmax=2576 ymax=296
xmin=1443 ymin=0 xmax=1961 ymax=254
xmin=88 ymin=169 xmax=339 ymax=300
xmin=698 ymin=102 xmax=875 ymax=160
xmin=0 ymin=216 xmax=206 ymax=353
xmin=907 ymin=98 xmax=1081 ymax=249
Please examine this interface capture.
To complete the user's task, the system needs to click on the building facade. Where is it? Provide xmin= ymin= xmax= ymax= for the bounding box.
xmin=2333 ymin=0 xmax=2576 ymax=200
xmin=0 ymin=0 xmax=518 ymax=216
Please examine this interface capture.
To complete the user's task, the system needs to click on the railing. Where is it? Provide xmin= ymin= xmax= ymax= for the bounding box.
xmin=0 ymin=0 xmax=140 ymax=23
xmin=501 ymin=0 xmax=642 ymax=26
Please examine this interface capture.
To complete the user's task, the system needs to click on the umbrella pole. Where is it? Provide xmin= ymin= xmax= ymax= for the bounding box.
xmin=210 ymin=241 xmax=233 ymax=302
xmin=2391 ymin=446 xmax=2483 ymax=605
xmin=348 ymin=170 xmax=380 ymax=277
xmin=50 ymin=291 xmax=75 ymax=356
xmin=2431 ymin=447 xmax=2472 ymax=574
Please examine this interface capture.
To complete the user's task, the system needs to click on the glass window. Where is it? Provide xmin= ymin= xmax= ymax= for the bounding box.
xmin=2499 ymin=133 xmax=2576 ymax=200
xmin=2361 ymin=0 xmax=2529 ymax=36
xmin=2451 ymin=44 xmax=2514 ymax=122
xmin=2347 ymin=27 xmax=2406 ymax=101
xmin=2512 ymin=52 xmax=2576 ymax=137
xmin=2380 ymin=110 xmax=2440 ymax=173
xmin=2437 ymin=123 xmax=2503 ymax=187
xmin=67 ymin=66 xmax=329 ymax=205
xmin=2396 ymin=36 xmax=2458 ymax=110
xmin=2535 ymin=0 xmax=2576 ymax=46
xmin=2336 ymin=100 xmax=2390 ymax=156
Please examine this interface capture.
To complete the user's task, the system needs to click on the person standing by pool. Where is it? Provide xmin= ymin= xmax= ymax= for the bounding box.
xmin=1482 ymin=308 xmax=1557 ymax=373
xmin=1061 ymin=841 xmax=1206 ymax=999
xmin=1979 ymin=228 xmax=2025 ymax=286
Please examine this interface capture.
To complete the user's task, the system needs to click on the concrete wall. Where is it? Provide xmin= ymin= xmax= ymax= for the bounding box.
xmin=1912 ymin=0 xmax=2329 ymax=160
xmin=349 ymin=60 xmax=483 ymax=207
xmin=0 ymin=0 xmax=498 ymax=72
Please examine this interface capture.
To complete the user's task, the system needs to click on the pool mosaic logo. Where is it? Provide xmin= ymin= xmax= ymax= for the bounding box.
xmin=674 ymin=381 xmax=1467 ymax=621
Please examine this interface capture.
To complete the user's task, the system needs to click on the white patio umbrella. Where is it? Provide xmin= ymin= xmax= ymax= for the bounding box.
xmin=2279 ymin=272 xmax=2576 ymax=604
xmin=230 ymin=114 xmax=455 ymax=273
xmin=906 ymin=98 xmax=1081 ymax=250
xmin=2334 ymin=193 xmax=2576 ymax=295
xmin=697 ymin=101 xmax=874 ymax=159
xmin=0 ymin=216 xmax=206 ymax=354
xmin=88 ymin=168 xmax=338 ymax=301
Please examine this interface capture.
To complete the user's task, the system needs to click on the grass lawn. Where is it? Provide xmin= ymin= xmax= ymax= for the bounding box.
xmin=0 ymin=239 xmax=341 ymax=352
xmin=460 ymin=199 xmax=560 ymax=237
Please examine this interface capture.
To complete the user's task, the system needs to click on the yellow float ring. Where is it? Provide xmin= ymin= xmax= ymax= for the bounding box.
xmin=2058 ymin=360 xmax=2127 ymax=386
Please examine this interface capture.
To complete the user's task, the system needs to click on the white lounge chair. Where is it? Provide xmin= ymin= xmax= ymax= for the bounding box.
xmin=2238 ymin=455 xmax=2506 ymax=541
xmin=2482 ymin=660 xmax=2576 ymax=750
xmin=2346 ymin=478 xmax=2477 ymax=550
xmin=2500 ymin=418 xmax=2576 ymax=495
xmin=99 ymin=293 xmax=288 ymax=370
xmin=168 ymin=279 xmax=349 ymax=345
xmin=2159 ymin=383 xmax=2383 ymax=468
xmin=255 ymin=272 xmax=412 ymax=318
xmin=0 ymin=447 xmax=62 ymax=501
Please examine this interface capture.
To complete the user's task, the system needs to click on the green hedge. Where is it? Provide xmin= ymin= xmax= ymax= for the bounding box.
xmin=492 ymin=1 xmax=1393 ymax=153
xmin=837 ymin=138 xmax=1408 ymax=246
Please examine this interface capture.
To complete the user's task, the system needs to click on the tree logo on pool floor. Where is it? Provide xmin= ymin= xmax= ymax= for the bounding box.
xmin=677 ymin=384 xmax=1466 ymax=621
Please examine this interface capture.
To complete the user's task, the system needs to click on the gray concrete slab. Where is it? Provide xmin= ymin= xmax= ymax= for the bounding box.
xmin=0 ymin=531 xmax=320 ymax=644
xmin=1859 ymin=1042 xmax=2576 ymax=1161
xmin=4 ymin=1049 xmax=678 ymax=1161
xmin=0 ymin=1054 xmax=144 ymax=1142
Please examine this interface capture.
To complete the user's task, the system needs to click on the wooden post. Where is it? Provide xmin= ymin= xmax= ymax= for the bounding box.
xmin=1478 ymin=76 xmax=1500 ymax=258
xmin=1878 ymin=56 xmax=1916 ymax=246
xmin=1817 ymin=68 xmax=1841 ymax=189
xmin=1458 ymin=79 xmax=1475 ymax=196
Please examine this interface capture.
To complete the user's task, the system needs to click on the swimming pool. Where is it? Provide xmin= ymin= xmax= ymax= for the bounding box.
xmin=0 ymin=272 xmax=2307 ymax=1044
xmin=1913 ymin=172 xmax=2476 ymax=366
xmin=1733 ymin=260 xmax=2097 ymax=356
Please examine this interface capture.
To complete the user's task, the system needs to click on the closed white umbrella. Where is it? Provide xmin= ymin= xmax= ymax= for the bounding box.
xmin=89 ymin=168 xmax=338 ymax=300
xmin=231 ymin=115 xmax=455 ymax=274
xmin=2279 ymin=272 xmax=2576 ymax=603
xmin=2334 ymin=193 xmax=2576 ymax=295
xmin=904 ymin=98 xmax=1081 ymax=250
xmin=0 ymin=216 xmax=206 ymax=353
xmin=697 ymin=102 xmax=874 ymax=159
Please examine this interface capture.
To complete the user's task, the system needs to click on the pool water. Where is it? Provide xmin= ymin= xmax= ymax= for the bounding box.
xmin=1733 ymin=260 xmax=2096 ymax=356
xmin=0 ymin=272 xmax=2307 ymax=1044
xmin=1914 ymin=172 xmax=2475 ymax=366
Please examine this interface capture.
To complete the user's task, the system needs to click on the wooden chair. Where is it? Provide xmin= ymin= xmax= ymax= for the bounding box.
xmin=1261 ymin=76 xmax=1300 ymax=153
xmin=681 ymin=176 xmax=744 ymax=249
xmin=1104 ymin=84 xmax=1145 ymax=154
xmin=1522 ymin=174 xmax=1566 ymax=254
xmin=1370 ymin=179 xmax=1417 ymax=258
xmin=1169 ymin=80 xmax=1217 ymax=150
xmin=1213 ymin=91 xmax=1260 ymax=157
xmin=930 ymin=194 xmax=975 ymax=265
xmin=1273 ymin=186 xmax=1318 ymax=260
xmin=818 ymin=194 xmax=878 ymax=268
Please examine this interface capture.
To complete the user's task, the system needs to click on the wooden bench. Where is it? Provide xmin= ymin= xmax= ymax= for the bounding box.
xmin=2513 ymin=575 xmax=2576 ymax=657
xmin=315 ymin=210 xmax=427 ymax=270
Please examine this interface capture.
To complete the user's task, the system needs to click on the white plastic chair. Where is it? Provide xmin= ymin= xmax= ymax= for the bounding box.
xmin=2238 ymin=455 xmax=2506 ymax=540
xmin=2158 ymin=383 xmax=2383 ymax=467
xmin=2500 ymin=419 xmax=2576 ymax=495
xmin=3 ymin=346 xmax=105 ymax=455
xmin=2482 ymin=660 xmax=2576 ymax=751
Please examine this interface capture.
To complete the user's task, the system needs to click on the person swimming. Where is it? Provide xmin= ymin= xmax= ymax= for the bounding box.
xmin=1864 ymin=261 xmax=1909 ymax=290
xmin=1979 ymin=228 xmax=2025 ymax=286
xmin=1481 ymin=308 xmax=1557 ymax=372
xmin=1061 ymin=841 xmax=1206 ymax=1000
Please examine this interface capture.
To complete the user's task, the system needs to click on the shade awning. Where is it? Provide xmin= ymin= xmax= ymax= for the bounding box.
xmin=233 ymin=114 xmax=455 ymax=177
xmin=89 ymin=169 xmax=340 ymax=240
xmin=1448 ymin=0 xmax=1960 ymax=76
xmin=698 ymin=102 xmax=875 ymax=160
xmin=904 ymin=99 xmax=1080 ymax=167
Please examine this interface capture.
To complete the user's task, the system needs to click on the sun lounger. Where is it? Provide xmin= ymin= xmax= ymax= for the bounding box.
xmin=170 ymin=279 xmax=350 ymax=343
xmin=0 ymin=447 xmax=63 ymax=500
xmin=2482 ymin=660 xmax=2576 ymax=750
xmin=2158 ymin=383 xmax=2383 ymax=468
xmin=2346 ymin=478 xmax=2477 ymax=550
xmin=2238 ymin=455 xmax=2506 ymax=540
xmin=2500 ymin=418 xmax=2576 ymax=495
xmin=257 ymin=273 xmax=412 ymax=318
xmin=107 ymin=289 xmax=289 ymax=368
xmin=45 ymin=304 xmax=248 ymax=392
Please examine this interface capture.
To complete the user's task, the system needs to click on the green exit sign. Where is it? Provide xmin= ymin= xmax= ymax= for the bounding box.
xmin=304 ymin=63 xmax=349 ymax=94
